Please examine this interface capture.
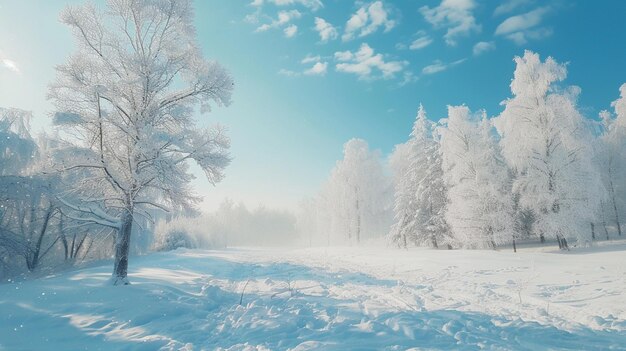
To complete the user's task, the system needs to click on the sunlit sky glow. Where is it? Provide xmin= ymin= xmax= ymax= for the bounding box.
xmin=1 ymin=0 xmax=625 ymax=212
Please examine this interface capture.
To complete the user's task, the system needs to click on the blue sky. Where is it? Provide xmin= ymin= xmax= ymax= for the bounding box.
xmin=1 ymin=0 xmax=625 ymax=211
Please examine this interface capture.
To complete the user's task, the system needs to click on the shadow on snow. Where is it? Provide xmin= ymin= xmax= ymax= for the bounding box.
xmin=0 ymin=249 xmax=624 ymax=351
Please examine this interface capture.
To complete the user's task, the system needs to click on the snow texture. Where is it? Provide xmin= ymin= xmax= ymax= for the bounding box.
xmin=1 ymin=244 xmax=625 ymax=350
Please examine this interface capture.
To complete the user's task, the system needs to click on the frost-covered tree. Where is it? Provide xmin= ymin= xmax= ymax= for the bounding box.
xmin=0 ymin=109 xmax=62 ymax=275
xmin=441 ymin=106 xmax=514 ymax=249
xmin=0 ymin=108 xmax=36 ymax=176
xmin=389 ymin=105 xmax=450 ymax=248
xmin=48 ymin=0 xmax=234 ymax=284
xmin=317 ymin=139 xmax=392 ymax=245
xmin=597 ymin=84 xmax=626 ymax=238
xmin=494 ymin=51 xmax=603 ymax=247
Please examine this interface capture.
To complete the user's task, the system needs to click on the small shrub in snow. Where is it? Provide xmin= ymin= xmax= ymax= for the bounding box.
xmin=152 ymin=217 xmax=225 ymax=252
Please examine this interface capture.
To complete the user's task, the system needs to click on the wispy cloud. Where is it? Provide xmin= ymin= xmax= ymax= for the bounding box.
xmin=409 ymin=31 xmax=433 ymax=50
xmin=422 ymin=58 xmax=466 ymax=75
xmin=399 ymin=71 xmax=419 ymax=86
xmin=251 ymin=0 xmax=323 ymax=11
xmin=420 ymin=0 xmax=481 ymax=46
xmin=422 ymin=60 xmax=447 ymax=75
xmin=304 ymin=61 xmax=328 ymax=76
xmin=255 ymin=9 xmax=302 ymax=32
xmin=284 ymin=24 xmax=298 ymax=38
xmin=301 ymin=54 xmax=321 ymax=64
xmin=493 ymin=0 xmax=533 ymax=16
xmin=472 ymin=41 xmax=495 ymax=56
xmin=278 ymin=68 xmax=300 ymax=77
xmin=342 ymin=1 xmax=396 ymax=41
xmin=314 ymin=17 xmax=338 ymax=42
xmin=495 ymin=7 xmax=551 ymax=45
xmin=280 ymin=55 xmax=328 ymax=77
xmin=335 ymin=43 xmax=406 ymax=80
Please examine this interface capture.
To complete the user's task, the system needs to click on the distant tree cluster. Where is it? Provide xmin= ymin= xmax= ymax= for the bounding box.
xmin=153 ymin=200 xmax=298 ymax=251
xmin=388 ymin=51 xmax=624 ymax=250
xmin=298 ymin=139 xmax=394 ymax=245
xmin=301 ymin=51 xmax=625 ymax=251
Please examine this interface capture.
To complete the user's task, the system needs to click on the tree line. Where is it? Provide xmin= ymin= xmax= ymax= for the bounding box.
xmin=301 ymin=51 xmax=625 ymax=250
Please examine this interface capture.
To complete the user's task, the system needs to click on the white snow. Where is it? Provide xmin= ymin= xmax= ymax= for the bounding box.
xmin=1 ymin=243 xmax=625 ymax=350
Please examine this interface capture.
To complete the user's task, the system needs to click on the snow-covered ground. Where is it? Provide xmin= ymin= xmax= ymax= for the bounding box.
xmin=1 ymin=243 xmax=625 ymax=350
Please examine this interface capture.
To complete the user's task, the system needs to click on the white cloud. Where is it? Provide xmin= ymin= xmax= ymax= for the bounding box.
xmin=507 ymin=27 xmax=552 ymax=45
xmin=495 ymin=7 xmax=548 ymax=35
xmin=420 ymin=0 xmax=481 ymax=46
xmin=244 ymin=11 xmax=261 ymax=24
xmin=421 ymin=58 xmax=466 ymax=75
xmin=335 ymin=43 xmax=406 ymax=80
xmin=301 ymin=54 xmax=321 ymax=64
xmin=277 ymin=10 xmax=302 ymax=25
xmin=422 ymin=60 xmax=447 ymax=75
xmin=342 ymin=1 xmax=396 ymax=41
xmin=255 ymin=9 xmax=302 ymax=32
xmin=272 ymin=0 xmax=323 ymax=11
xmin=279 ymin=55 xmax=328 ymax=77
xmin=255 ymin=23 xmax=271 ymax=32
xmin=495 ymin=7 xmax=551 ymax=45
xmin=314 ymin=17 xmax=338 ymax=42
xmin=284 ymin=24 xmax=298 ymax=37
xmin=278 ymin=68 xmax=300 ymax=77
xmin=334 ymin=50 xmax=353 ymax=61
xmin=472 ymin=41 xmax=495 ymax=56
xmin=493 ymin=0 xmax=533 ymax=16
xmin=409 ymin=34 xmax=433 ymax=50
xmin=255 ymin=0 xmax=323 ymax=11
xmin=304 ymin=61 xmax=328 ymax=75
xmin=399 ymin=71 xmax=419 ymax=86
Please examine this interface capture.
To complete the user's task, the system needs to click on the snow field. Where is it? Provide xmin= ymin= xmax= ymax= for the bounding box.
xmin=1 ymin=244 xmax=625 ymax=350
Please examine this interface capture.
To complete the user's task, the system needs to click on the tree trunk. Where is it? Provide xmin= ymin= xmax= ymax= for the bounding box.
xmin=28 ymin=206 xmax=54 ymax=272
xmin=59 ymin=213 xmax=69 ymax=260
xmin=355 ymin=204 xmax=361 ymax=244
xmin=513 ymin=239 xmax=517 ymax=253
xmin=487 ymin=226 xmax=496 ymax=250
xmin=556 ymin=234 xmax=569 ymax=251
xmin=354 ymin=186 xmax=360 ymax=245
xmin=111 ymin=209 xmax=133 ymax=285
xmin=608 ymin=176 xmax=622 ymax=236
xmin=402 ymin=231 xmax=407 ymax=249
xmin=590 ymin=222 xmax=595 ymax=241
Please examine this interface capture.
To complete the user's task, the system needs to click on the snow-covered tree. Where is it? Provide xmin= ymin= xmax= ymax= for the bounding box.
xmin=48 ymin=0 xmax=234 ymax=284
xmin=441 ymin=106 xmax=514 ymax=249
xmin=317 ymin=139 xmax=392 ymax=245
xmin=494 ymin=51 xmax=603 ymax=247
xmin=389 ymin=105 xmax=450 ymax=248
xmin=596 ymin=84 xmax=626 ymax=238
xmin=0 ymin=109 xmax=62 ymax=275
xmin=0 ymin=108 xmax=36 ymax=176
